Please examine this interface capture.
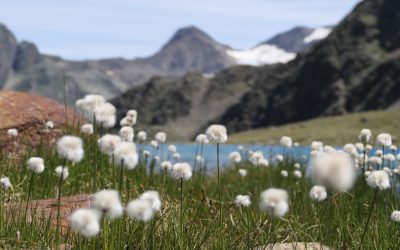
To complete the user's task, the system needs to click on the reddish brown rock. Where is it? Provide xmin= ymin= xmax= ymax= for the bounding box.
xmin=0 ymin=90 xmax=82 ymax=154
xmin=5 ymin=194 xmax=91 ymax=233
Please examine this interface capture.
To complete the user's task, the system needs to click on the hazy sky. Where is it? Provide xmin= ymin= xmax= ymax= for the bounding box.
xmin=0 ymin=0 xmax=360 ymax=60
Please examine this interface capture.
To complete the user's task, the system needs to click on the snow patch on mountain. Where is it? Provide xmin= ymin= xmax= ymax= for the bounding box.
xmin=304 ymin=27 xmax=332 ymax=43
xmin=226 ymin=44 xmax=296 ymax=66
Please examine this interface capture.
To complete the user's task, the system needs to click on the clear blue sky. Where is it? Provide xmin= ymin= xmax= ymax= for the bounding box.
xmin=0 ymin=0 xmax=360 ymax=60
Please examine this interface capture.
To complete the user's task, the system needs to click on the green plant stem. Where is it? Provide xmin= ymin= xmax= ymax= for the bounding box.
xmin=56 ymin=167 xmax=64 ymax=248
xmin=217 ymin=143 xmax=223 ymax=248
xmin=24 ymin=172 xmax=35 ymax=221
xmin=180 ymin=177 xmax=184 ymax=247
xmin=359 ymin=188 xmax=378 ymax=249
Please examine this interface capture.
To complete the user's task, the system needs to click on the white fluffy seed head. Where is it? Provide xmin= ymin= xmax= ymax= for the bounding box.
xmin=137 ymin=131 xmax=147 ymax=142
xmin=281 ymin=170 xmax=288 ymax=177
xmin=293 ymin=170 xmax=302 ymax=179
xmin=126 ymin=199 xmax=155 ymax=222
xmin=234 ymin=195 xmax=251 ymax=207
xmin=143 ymin=150 xmax=150 ymax=158
xmin=195 ymin=134 xmax=209 ymax=144
xmin=343 ymin=143 xmax=358 ymax=156
xmin=258 ymin=158 xmax=269 ymax=167
xmin=323 ymin=145 xmax=336 ymax=153
xmin=173 ymin=152 xmax=181 ymax=160
xmin=119 ymin=126 xmax=134 ymax=142
xmin=168 ymin=144 xmax=177 ymax=153
xmin=98 ymin=134 xmax=121 ymax=156
xmin=294 ymin=163 xmax=301 ymax=169
xmin=155 ymin=132 xmax=167 ymax=143
xmin=376 ymin=133 xmax=392 ymax=148
xmin=355 ymin=143 xmax=364 ymax=151
xmin=390 ymin=211 xmax=400 ymax=223
xmin=259 ymin=188 xmax=289 ymax=217
xmin=91 ymin=190 xmax=123 ymax=219
xmin=160 ymin=161 xmax=172 ymax=171
xmin=0 ymin=177 xmax=12 ymax=190
xmin=55 ymin=166 xmax=69 ymax=180
xmin=70 ymin=208 xmax=101 ymax=238
xmin=57 ymin=136 xmax=84 ymax=163
xmin=391 ymin=145 xmax=398 ymax=151
xmin=309 ymin=185 xmax=327 ymax=202
xmin=238 ymin=169 xmax=247 ymax=177
xmin=310 ymin=141 xmax=323 ymax=151
xmin=280 ymin=136 xmax=292 ymax=148
xmin=273 ymin=154 xmax=284 ymax=164
xmin=366 ymin=170 xmax=390 ymax=190
xmin=229 ymin=151 xmax=242 ymax=163
xmin=309 ymin=151 xmax=356 ymax=192
xmin=150 ymin=140 xmax=158 ymax=149
xmin=369 ymin=156 xmax=382 ymax=166
xmin=359 ymin=129 xmax=372 ymax=143
xmin=75 ymin=94 xmax=106 ymax=117
xmin=94 ymin=102 xmax=116 ymax=128
xmin=80 ymin=124 xmax=94 ymax=135
xmin=384 ymin=153 xmax=395 ymax=162
xmin=170 ymin=162 xmax=192 ymax=180
xmin=113 ymin=142 xmax=138 ymax=169
xmin=27 ymin=157 xmax=45 ymax=174
xmin=206 ymin=124 xmax=228 ymax=143
xmin=249 ymin=151 xmax=264 ymax=165
xmin=7 ymin=128 xmax=18 ymax=137
xmin=139 ymin=191 xmax=162 ymax=212
xmin=127 ymin=110 xmax=137 ymax=118
xmin=45 ymin=121 xmax=54 ymax=129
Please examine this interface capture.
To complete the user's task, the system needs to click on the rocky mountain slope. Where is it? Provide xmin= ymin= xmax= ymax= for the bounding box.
xmin=112 ymin=0 xmax=400 ymax=139
xmin=0 ymin=23 xmax=329 ymax=103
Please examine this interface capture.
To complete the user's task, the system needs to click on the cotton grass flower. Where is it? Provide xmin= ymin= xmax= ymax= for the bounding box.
xmin=384 ymin=154 xmax=395 ymax=162
xmin=119 ymin=126 xmax=134 ymax=142
xmin=280 ymin=136 xmax=292 ymax=148
xmin=259 ymin=188 xmax=289 ymax=217
xmin=126 ymin=199 xmax=154 ymax=222
xmin=155 ymin=132 xmax=167 ymax=143
xmin=238 ymin=169 xmax=247 ymax=177
xmin=170 ymin=162 xmax=192 ymax=180
xmin=80 ymin=124 xmax=94 ymax=135
xmin=27 ymin=157 xmax=45 ymax=173
xmin=229 ymin=151 xmax=242 ymax=163
xmin=390 ymin=145 xmax=398 ymax=151
xmin=195 ymin=134 xmax=209 ymax=144
xmin=376 ymin=133 xmax=392 ymax=147
xmin=323 ymin=145 xmax=336 ymax=153
xmin=281 ymin=170 xmax=288 ymax=177
xmin=160 ymin=161 xmax=172 ymax=171
xmin=57 ymin=136 xmax=84 ymax=163
xmin=113 ymin=142 xmax=138 ymax=169
xmin=309 ymin=185 xmax=327 ymax=202
xmin=91 ymin=190 xmax=123 ymax=219
xmin=293 ymin=170 xmax=302 ymax=179
xmin=7 ymin=128 xmax=18 ymax=137
xmin=259 ymin=158 xmax=269 ymax=167
xmin=359 ymin=129 xmax=372 ymax=143
xmin=273 ymin=154 xmax=284 ymax=164
xmin=366 ymin=170 xmax=390 ymax=190
xmin=139 ymin=191 xmax=162 ymax=212
xmin=0 ymin=177 xmax=12 ymax=190
xmin=294 ymin=163 xmax=301 ymax=169
xmin=98 ymin=134 xmax=121 ymax=156
xmin=311 ymin=141 xmax=323 ymax=151
xmin=249 ymin=151 xmax=264 ymax=165
xmin=206 ymin=124 xmax=227 ymax=143
xmin=173 ymin=152 xmax=181 ymax=160
xmin=75 ymin=94 xmax=106 ymax=118
xmin=94 ymin=102 xmax=116 ymax=128
xmin=45 ymin=121 xmax=54 ymax=130
xmin=168 ymin=145 xmax=177 ymax=153
xmin=137 ymin=131 xmax=147 ymax=142
xmin=143 ymin=150 xmax=150 ymax=158
xmin=309 ymin=151 xmax=356 ymax=192
xmin=70 ymin=208 xmax=101 ymax=237
xmin=55 ymin=166 xmax=69 ymax=180
xmin=343 ymin=143 xmax=358 ymax=156
xmin=234 ymin=195 xmax=251 ymax=207
xmin=150 ymin=140 xmax=158 ymax=149
xmin=390 ymin=211 xmax=400 ymax=223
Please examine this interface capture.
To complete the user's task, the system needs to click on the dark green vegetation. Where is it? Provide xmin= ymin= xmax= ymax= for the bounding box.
xmin=1 ymin=132 xmax=399 ymax=249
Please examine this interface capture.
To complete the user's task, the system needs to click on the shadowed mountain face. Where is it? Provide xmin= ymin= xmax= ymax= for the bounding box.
xmin=113 ymin=0 xmax=400 ymax=139
xmin=219 ymin=0 xmax=400 ymax=132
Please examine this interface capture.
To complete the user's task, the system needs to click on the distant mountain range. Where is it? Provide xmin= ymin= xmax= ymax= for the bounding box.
xmin=0 ymin=23 xmax=331 ymax=103
xmin=112 ymin=0 xmax=400 ymax=139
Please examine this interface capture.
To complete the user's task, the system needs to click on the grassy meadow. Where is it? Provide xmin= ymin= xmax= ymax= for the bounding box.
xmin=0 ymin=113 xmax=400 ymax=249
xmin=229 ymin=110 xmax=400 ymax=145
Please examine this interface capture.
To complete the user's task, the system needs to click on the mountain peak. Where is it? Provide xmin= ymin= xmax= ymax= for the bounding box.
xmin=168 ymin=25 xmax=213 ymax=44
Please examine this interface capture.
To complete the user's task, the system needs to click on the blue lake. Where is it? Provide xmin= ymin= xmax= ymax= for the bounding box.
xmin=142 ymin=144 xmax=310 ymax=171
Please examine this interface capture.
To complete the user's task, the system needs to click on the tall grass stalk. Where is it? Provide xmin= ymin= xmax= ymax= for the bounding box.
xmin=359 ymin=188 xmax=378 ymax=249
